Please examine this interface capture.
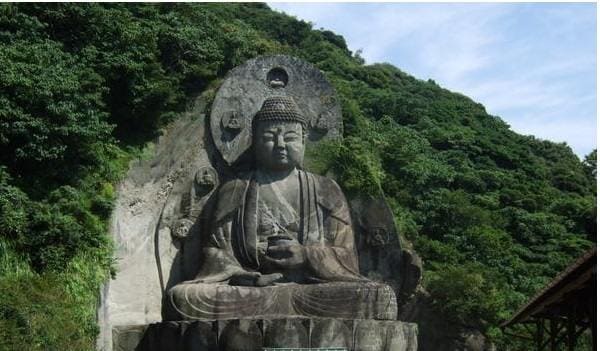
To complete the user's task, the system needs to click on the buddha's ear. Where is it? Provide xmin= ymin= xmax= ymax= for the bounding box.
xmin=302 ymin=125 xmax=308 ymax=144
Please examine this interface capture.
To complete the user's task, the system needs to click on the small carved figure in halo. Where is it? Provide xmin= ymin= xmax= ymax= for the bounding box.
xmin=222 ymin=111 xmax=244 ymax=132
xmin=267 ymin=67 xmax=288 ymax=88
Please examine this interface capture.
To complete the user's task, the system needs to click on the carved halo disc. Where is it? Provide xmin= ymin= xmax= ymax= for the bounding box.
xmin=210 ymin=55 xmax=343 ymax=165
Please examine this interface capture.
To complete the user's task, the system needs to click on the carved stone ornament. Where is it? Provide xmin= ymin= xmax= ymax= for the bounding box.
xmin=312 ymin=111 xmax=334 ymax=132
xmin=171 ymin=218 xmax=194 ymax=239
xmin=210 ymin=55 xmax=343 ymax=165
xmin=220 ymin=110 xmax=244 ymax=132
xmin=367 ymin=226 xmax=391 ymax=246
xmin=194 ymin=166 xmax=218 ymax=188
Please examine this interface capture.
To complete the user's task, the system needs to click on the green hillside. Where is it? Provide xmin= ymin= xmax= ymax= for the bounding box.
xmin=0 ymin=3 xmax=594 ymax=350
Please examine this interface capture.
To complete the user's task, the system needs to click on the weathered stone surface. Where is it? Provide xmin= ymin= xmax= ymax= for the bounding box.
xmin=218 ymin=319 xmax=262 ymax=351
xmin=113 ymin=318 xmax=418 ymax=351
xmin=350 ymin=195 xmax=423 ymax=303
xmin=97 ymin=95 xmax=219 ymax=351
xmin=183 ymin=321 xmax=219 ymax=351
xmin=210 ymin=55 xmax=342 ymax=165
xmin=354 ymin=320 xmax=418 ymax=351
xmin=387 ymin=321 xmax=419 ymax=351
xmin=263 ymin=319 xmax=310 ymax=348
xmin=310 ymin=319 xmax=353 ymax=349
xmin=354 ymin=320 xmax=388 ymax=351
xmin=123 ymin=321 xmax=219 ymax=351
xmin=112 ymin=325 xmax=147 ymax=351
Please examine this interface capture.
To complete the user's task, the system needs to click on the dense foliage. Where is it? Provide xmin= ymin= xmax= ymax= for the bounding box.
xmin=0 ymin=3 xmax=594 ymax=350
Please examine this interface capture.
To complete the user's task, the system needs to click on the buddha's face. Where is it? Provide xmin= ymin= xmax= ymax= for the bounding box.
xmin=254 ymin=120 xmax=305 ymax=172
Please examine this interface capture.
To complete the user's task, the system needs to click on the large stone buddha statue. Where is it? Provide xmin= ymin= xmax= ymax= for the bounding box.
xmin=167 ymin=96 xmax=397 ymax=321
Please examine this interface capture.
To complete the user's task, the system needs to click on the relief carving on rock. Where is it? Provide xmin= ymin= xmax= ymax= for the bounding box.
xmin=168 ymin=93 xmax=398 ymax=321
xmin=157 ymin=56 xmax=422 ymax=324
xmin=105 ymin=55 xmax=420 ymax=351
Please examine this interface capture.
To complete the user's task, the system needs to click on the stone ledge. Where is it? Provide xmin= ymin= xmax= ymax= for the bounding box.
xmin=113 ymin=318 xmax=417 ymax=351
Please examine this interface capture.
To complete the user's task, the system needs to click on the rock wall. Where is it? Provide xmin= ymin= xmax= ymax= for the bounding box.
xmin=97 ymin=96 xmax=216 ymax=350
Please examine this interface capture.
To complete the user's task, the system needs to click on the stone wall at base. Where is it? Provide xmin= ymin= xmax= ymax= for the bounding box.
xmin=113 ymin=318 xmax=418 ymax=351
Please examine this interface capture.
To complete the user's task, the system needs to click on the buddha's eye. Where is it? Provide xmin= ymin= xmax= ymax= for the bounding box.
xmin=284 ymin=132 xmax=300 ymax=142
xmin=261 ymin=133 xmax=275 ymax=142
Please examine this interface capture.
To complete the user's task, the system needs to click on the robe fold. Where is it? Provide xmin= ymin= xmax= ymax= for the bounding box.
xmin=194 ymin=170 xmax=365 ymax=283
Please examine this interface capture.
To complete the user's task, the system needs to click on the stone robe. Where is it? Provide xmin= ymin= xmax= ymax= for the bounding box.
xmin=168 ymin=170 xmax=397 ymax=320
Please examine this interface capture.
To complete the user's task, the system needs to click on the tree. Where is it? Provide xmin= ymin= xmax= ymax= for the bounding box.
xmin=582 ymin=149 xmax=596 ymax=181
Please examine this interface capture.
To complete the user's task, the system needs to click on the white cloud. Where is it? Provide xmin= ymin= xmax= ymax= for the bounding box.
xmin=268 ymin=3 xmax=596 ymax=157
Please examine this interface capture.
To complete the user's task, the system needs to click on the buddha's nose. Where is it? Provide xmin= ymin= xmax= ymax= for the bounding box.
xmin=275 ymin=135 xmax=285 ymax=149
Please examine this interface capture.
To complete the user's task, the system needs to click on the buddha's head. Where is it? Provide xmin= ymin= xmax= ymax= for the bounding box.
xmin=253 ymin=96 xmax=307 ymax=172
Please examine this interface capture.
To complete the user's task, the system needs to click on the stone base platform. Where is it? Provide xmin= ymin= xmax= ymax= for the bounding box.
xmin=113 ymin=318 xmax=418 ymax=351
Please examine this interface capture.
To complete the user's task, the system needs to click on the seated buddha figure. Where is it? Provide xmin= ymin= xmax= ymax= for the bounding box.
xmin=168 ymin=96 xmax=397 ymax=321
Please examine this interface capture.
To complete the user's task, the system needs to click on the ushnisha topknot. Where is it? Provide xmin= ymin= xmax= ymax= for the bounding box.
xmin=253 ymin=96 xmax=307 ymax=128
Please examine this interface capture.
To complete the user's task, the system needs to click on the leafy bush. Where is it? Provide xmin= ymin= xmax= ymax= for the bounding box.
xmin=425 ymin=263 xmax=507 ymax=327
xmin=0 ymin=39 xmax=112 ymax=193
xmin=0 ymin=250 xmax=109 ymax=351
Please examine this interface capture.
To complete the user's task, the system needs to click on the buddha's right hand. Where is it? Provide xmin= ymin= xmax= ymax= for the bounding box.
xmin=183 ymin=264 xmax=260 ymax=285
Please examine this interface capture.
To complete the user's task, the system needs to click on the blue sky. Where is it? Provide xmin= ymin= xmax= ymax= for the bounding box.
xmin=269 ymin=3 xmax=597 ymax=158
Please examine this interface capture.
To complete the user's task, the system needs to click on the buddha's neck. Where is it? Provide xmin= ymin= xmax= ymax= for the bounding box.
xmin=257 ymin=167 xmax=297 ymax=182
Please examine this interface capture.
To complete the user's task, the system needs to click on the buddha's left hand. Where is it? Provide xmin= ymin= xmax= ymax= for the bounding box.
xmin=264 ymin=243 xmax=307 ymax=269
